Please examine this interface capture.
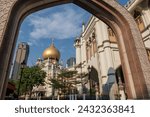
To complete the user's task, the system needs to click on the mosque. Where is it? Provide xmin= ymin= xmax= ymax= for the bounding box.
xmin=74 ymin=0 xmax=150 ymax=100
xmin=32 ymin=42 xmax=62 ymax=99
xmin=31 ymin=0 xmax=150 ymax=100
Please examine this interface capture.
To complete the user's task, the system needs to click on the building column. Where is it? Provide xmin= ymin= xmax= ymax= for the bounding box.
xmin=83 ymin=94 xmax=86 ymax=100
xmin=75 ymin=94 xmax=77 ymax=100
xmin=95 ymin=20 xmax=107 ymax=96
xmin=99 ymin=21 xmax=116 ymax=99
xmin=81 ymin=38 xmax=87 ymax=72
xmin=118 ymin=77 xmax=126 ymax=100
xmin=142 ymin=9 xmax=150 ymax=27
xmin=98 ymin=50 xmax=107 ymax=90
xmin=69 ymin=94 xmax=71 ymax=100
xmin=95 ymin=83 xmax=99 ymax=100
xmin=74 ymin=38 xmax=81 ymax=66
xmin=104 ymin=42 xmax=116 ymax=99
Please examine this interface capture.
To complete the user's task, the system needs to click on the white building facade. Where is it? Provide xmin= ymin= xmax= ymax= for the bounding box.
xmin=74 ymin=0 xmax=150 ymax=100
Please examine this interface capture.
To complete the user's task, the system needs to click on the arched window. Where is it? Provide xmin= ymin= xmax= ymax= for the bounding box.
xmin=86 ymin=42 xmax=90 ymax=61
xmin=90 ymin=43 xmax=93 ymax=57
xmin=86 ymin=45 xmax=88 ymax=61
xmin=134 ymin=11 xmax=145 ymax=32
xmin=92 ymin=32 xmax=97 ymax=54
xmin=107 ymin=27 xmax=117 ymax=43
xmin=146 ymin=49 xmax=150 ymax=61
xmin=88 ymin=47 xmax=90 ymax=60
xmin=93 ymin=39 xmax=97 ymax=54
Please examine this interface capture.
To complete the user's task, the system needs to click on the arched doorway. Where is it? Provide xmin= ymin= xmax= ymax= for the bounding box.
xmin=0 ymin=0 xmax=150 ymax=99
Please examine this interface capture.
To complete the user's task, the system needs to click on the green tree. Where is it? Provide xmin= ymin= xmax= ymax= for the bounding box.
xmin=50 ymin=70 xmax=78 ymax=96
xmin=11 ymin=66 xmax=46 ymax=99
xmin=58 ymin=70 xmax=77 ymax=78
xmin=21 ymin=66 xmax=46 ymax=98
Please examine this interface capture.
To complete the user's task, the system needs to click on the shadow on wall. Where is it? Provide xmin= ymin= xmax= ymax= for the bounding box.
xmin=88 ymin=66 xmax=99 ymax=99
xmin=102 ymin=67 xmax=118 ymax=100
xmin=90 ymin=66 xmax=99 ymax=83
xmin=115 ymin=65 xmax=127 ymax=100
xmin=115 ymin=66 xmax=125 ymax=84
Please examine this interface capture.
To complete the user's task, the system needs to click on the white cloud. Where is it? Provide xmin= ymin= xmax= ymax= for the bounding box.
xmin=27 ymin=42 xmax=33 ymax=46
xmin=28 ymin=6 xmax=88 ymax=43
xmin=59 ymin=46 xmax=66 ymax=53
xmin=19 ymin=30 xmax=23 ymax=34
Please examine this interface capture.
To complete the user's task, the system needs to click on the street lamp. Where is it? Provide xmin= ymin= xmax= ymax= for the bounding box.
xmin=87 ymin=65 xmax=92 ymax=99
xmin=17 ymin=61 xmax=25 ymax=99
xmin=79 ymin=63 xmax=84 ymax=100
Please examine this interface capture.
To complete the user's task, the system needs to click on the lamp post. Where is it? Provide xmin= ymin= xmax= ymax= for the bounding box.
xmin=87 ymin=65 xmax=92 ymax=99
xmin=17 ymin=61 xmax=25 ymax=99
xmin=79 ymin=63 xmax=83 ymax=100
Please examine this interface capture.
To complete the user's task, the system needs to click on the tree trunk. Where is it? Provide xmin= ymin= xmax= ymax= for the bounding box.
xmin=29 ymin=85 xmax=33 ymax=99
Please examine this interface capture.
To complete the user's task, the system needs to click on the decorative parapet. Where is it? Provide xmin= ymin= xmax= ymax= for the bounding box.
xmin=124 ymin=0 xmax=135 ymax=8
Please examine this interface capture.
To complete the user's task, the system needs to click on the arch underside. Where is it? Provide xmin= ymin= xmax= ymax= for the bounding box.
xmin=0 ymin=0 xmax=150 ymax=99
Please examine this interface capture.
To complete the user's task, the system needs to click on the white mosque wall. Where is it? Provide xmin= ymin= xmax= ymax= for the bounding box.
xmin=75 ymin=15 xmax=120 ymax=99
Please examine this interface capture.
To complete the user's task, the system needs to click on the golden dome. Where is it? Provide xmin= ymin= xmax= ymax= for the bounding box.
xmin=42 ymin=43 xmax=60 ymax=61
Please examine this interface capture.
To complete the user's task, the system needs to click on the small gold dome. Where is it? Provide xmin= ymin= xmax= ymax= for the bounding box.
xmin=42 ymin=44 xmax=60 ymax=61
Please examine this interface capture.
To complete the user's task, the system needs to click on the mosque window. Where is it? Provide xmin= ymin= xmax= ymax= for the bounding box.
xmin=92 ymin=32 xmax=95 ymax=39
xmin=86 ymin=42 xmax=90 ymax=61
xmin=92 ymin=32 xmax=97 ymax=54
xmin=88 ymin=46 xmax=91 ymax=60
xmin=146 ymin=49 xmax=150 ymax=61
xmin=86 ymin=47 xmax=88 ymax=61
xmin=88 ymin=37 xmax=92 ymax=58
xmin=108 ymin=28 xmax=113 ymax=36
xmin=92 ymin=42 xmax=94 ymax=57
xmin=90 ymin=44 xmax=93 ymax=58
xmin=134 ymin=11 xmax=145 ymax=32
xmin=93 ymin=39 xmax=97 ymax=54
xmin=108 ymin=27 xmax=117 ymax=43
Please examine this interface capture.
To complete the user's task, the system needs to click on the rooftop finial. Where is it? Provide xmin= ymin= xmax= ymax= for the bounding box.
xmin=82 ymin=21 xmax=85 ymax=33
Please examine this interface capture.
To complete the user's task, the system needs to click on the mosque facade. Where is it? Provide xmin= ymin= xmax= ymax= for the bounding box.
xmin=32 ymin=42 xmax=62 ymax=99
xmin=74 ymin=0 xmax=150 ymax=100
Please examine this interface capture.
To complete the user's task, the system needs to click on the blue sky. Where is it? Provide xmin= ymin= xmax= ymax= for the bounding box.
xmin=16 ymin=0 xmax=128 ymax=66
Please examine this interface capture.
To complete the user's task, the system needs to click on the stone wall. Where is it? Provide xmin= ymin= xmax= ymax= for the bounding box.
xmin=0 ymin=0 xmax=16 ymax=46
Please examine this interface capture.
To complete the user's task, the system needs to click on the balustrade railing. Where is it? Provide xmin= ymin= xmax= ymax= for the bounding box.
xmin=124 ymin=0 xmax=136 ymax=8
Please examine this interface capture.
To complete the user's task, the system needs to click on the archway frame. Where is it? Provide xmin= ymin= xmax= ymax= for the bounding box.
xmin=0 ymin=0 xmax=150 ymax=99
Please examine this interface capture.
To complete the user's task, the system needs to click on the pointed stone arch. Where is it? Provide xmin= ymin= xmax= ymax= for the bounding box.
xmin=0 ymin=0 xmax=150 ymax=99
